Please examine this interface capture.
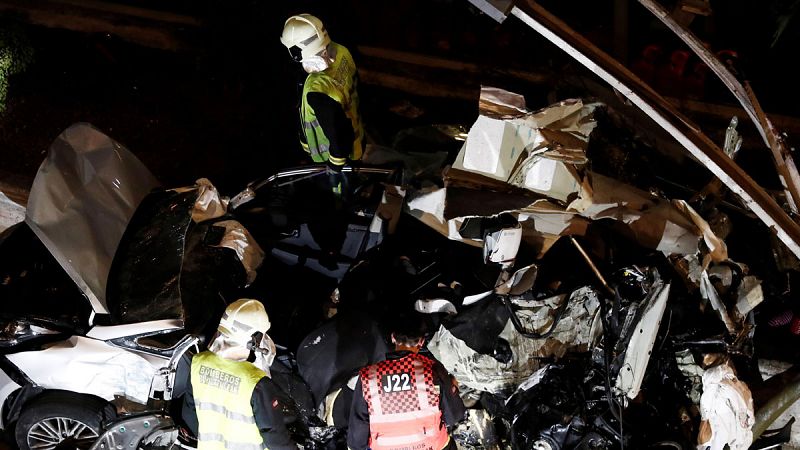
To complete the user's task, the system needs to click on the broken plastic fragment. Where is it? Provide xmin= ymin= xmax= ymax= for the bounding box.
xmin=614 ymin=279 xmax=671 ymax=399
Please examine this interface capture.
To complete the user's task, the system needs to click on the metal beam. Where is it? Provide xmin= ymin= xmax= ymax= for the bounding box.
xmin=637 ymin=0 xmax=800 ymax=213
xmin=511 ymin=1 xmax=800 ymax=260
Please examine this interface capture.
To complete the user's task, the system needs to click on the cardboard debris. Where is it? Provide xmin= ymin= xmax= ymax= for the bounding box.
xmin=405 ymin=89 xmax=719 ymax=260
xmin=698 ymin=362 xmax=755 ymax=450
xmin=452 ymin=94 xmax=594 ymax=202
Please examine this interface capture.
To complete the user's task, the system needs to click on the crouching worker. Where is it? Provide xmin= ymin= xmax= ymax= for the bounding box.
xmin=348 ymin=315 xmax=465 ymax=450
xmin=177 ymin=299 xmax=298 ymax=450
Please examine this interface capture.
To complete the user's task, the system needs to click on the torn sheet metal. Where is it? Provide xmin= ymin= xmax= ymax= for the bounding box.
xmin=614 ymin=280 xmax=671 ymax=399
xmin=25 ymin=123 xmax=160 ymax=314
xmin=428 ymin=286 xmax=602 ymax=395
xmin=0 ymin=191 xmax=25 ymax=233
xmin=6 ymin=336 xmax=157 ymax=404
xmin=191 ymin=178 xmax=228 ymax=223
xmin=697 ymin=362 xmax=754 ymax=450
xmin=211 ymin=220 xmax=265 ymax=285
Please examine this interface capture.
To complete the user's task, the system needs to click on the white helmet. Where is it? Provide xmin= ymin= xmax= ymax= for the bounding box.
xmin=217 ymin=298 xmax=271 ymax=345
xmin=280 ymin=14 xmax=330 ymax=61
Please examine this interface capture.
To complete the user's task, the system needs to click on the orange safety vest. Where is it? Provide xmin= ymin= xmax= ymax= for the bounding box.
xmin=359 ymin=353 xmax=450 ymax=450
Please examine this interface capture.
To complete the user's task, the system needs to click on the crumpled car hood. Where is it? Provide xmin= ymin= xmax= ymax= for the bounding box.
xmin=25 ymin=123 xmax=160 ymax=314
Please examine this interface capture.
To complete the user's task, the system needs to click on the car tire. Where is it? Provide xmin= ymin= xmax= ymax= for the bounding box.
xmin=14 ymin=391 xmax=115 ymax=450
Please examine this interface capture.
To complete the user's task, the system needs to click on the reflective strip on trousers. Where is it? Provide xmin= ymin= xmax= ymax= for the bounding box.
xmin=196 ymin=401 xmax=256 ymax=424
xmin=196 ymin=433 xmax=264 ymax=450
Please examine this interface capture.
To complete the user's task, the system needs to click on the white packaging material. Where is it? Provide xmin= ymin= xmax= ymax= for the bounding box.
xmin=697 ymin=363 xmax=754 ymax=450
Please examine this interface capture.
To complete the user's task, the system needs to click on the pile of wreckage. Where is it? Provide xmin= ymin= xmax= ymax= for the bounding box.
xmin=3 ymin=2 xmax=800 ymax=450
xmin=385 ymin=85 xmax=792 ymax=450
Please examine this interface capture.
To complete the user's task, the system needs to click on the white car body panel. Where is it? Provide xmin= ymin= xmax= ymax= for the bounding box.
xmin=86 ymin=319 xmax=182 ymax=340
xmin=6 ymin=336 xmax=159 ymax=404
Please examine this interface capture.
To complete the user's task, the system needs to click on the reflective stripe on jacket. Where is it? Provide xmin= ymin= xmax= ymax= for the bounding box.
xmin=191 ymin=351 xmax=267 ymax=450
xmin=300 ymin=41 xmax=364 ymax=164
xmin=359 ymin=353 xmax=450 ymax=450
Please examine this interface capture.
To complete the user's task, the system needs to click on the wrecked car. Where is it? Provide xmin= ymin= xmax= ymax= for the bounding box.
xmin=0 ymin=123 xmax=399 ymax=450
xmin=3 ymin=1 xmax=800 ymax=449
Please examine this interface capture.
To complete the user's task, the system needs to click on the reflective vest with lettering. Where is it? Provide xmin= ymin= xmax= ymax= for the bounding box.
xmin=359 ymin=353 xmax=450 ymax=450
xmin=300 ymin=41 xmax=364 ymax=165
xmin=191 ymin=351 xmax=267 ymax=450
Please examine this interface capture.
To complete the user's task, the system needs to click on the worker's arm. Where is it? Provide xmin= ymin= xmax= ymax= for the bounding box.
xmin=176 ymin=353 xmax=200 ymax=435
xmin=347 ymin=377 xmax=371 ymax=450
xmin=433 ymin=362 xmax=466 ymax=428
xmin=307 ymin=91 xmax=354 ymax=169
xmin=251 ymin=378 xmax=299 ymax=450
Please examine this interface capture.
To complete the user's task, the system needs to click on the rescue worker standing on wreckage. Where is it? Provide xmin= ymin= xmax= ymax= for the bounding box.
xmin=348 ymin=315 xmax=466 ymax=450
xmin=176 ymin=299 xmax=298 ymax=450
xmin=280 ymin=13 xmax=365 ymax=193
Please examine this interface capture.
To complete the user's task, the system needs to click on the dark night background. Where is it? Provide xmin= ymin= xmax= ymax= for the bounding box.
xmin=0 ymin=0 xmax=798 ymax=197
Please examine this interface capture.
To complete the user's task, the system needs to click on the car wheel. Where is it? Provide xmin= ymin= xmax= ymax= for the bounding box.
xmin=15 ymin=391 xmax=115 ymax=450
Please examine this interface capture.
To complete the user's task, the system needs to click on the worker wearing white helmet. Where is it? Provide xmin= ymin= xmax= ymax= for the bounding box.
xmin=281 ymin=14 xmax=364 ymax=175
xmin=177 ymin=299 xmax=298 ymax=450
